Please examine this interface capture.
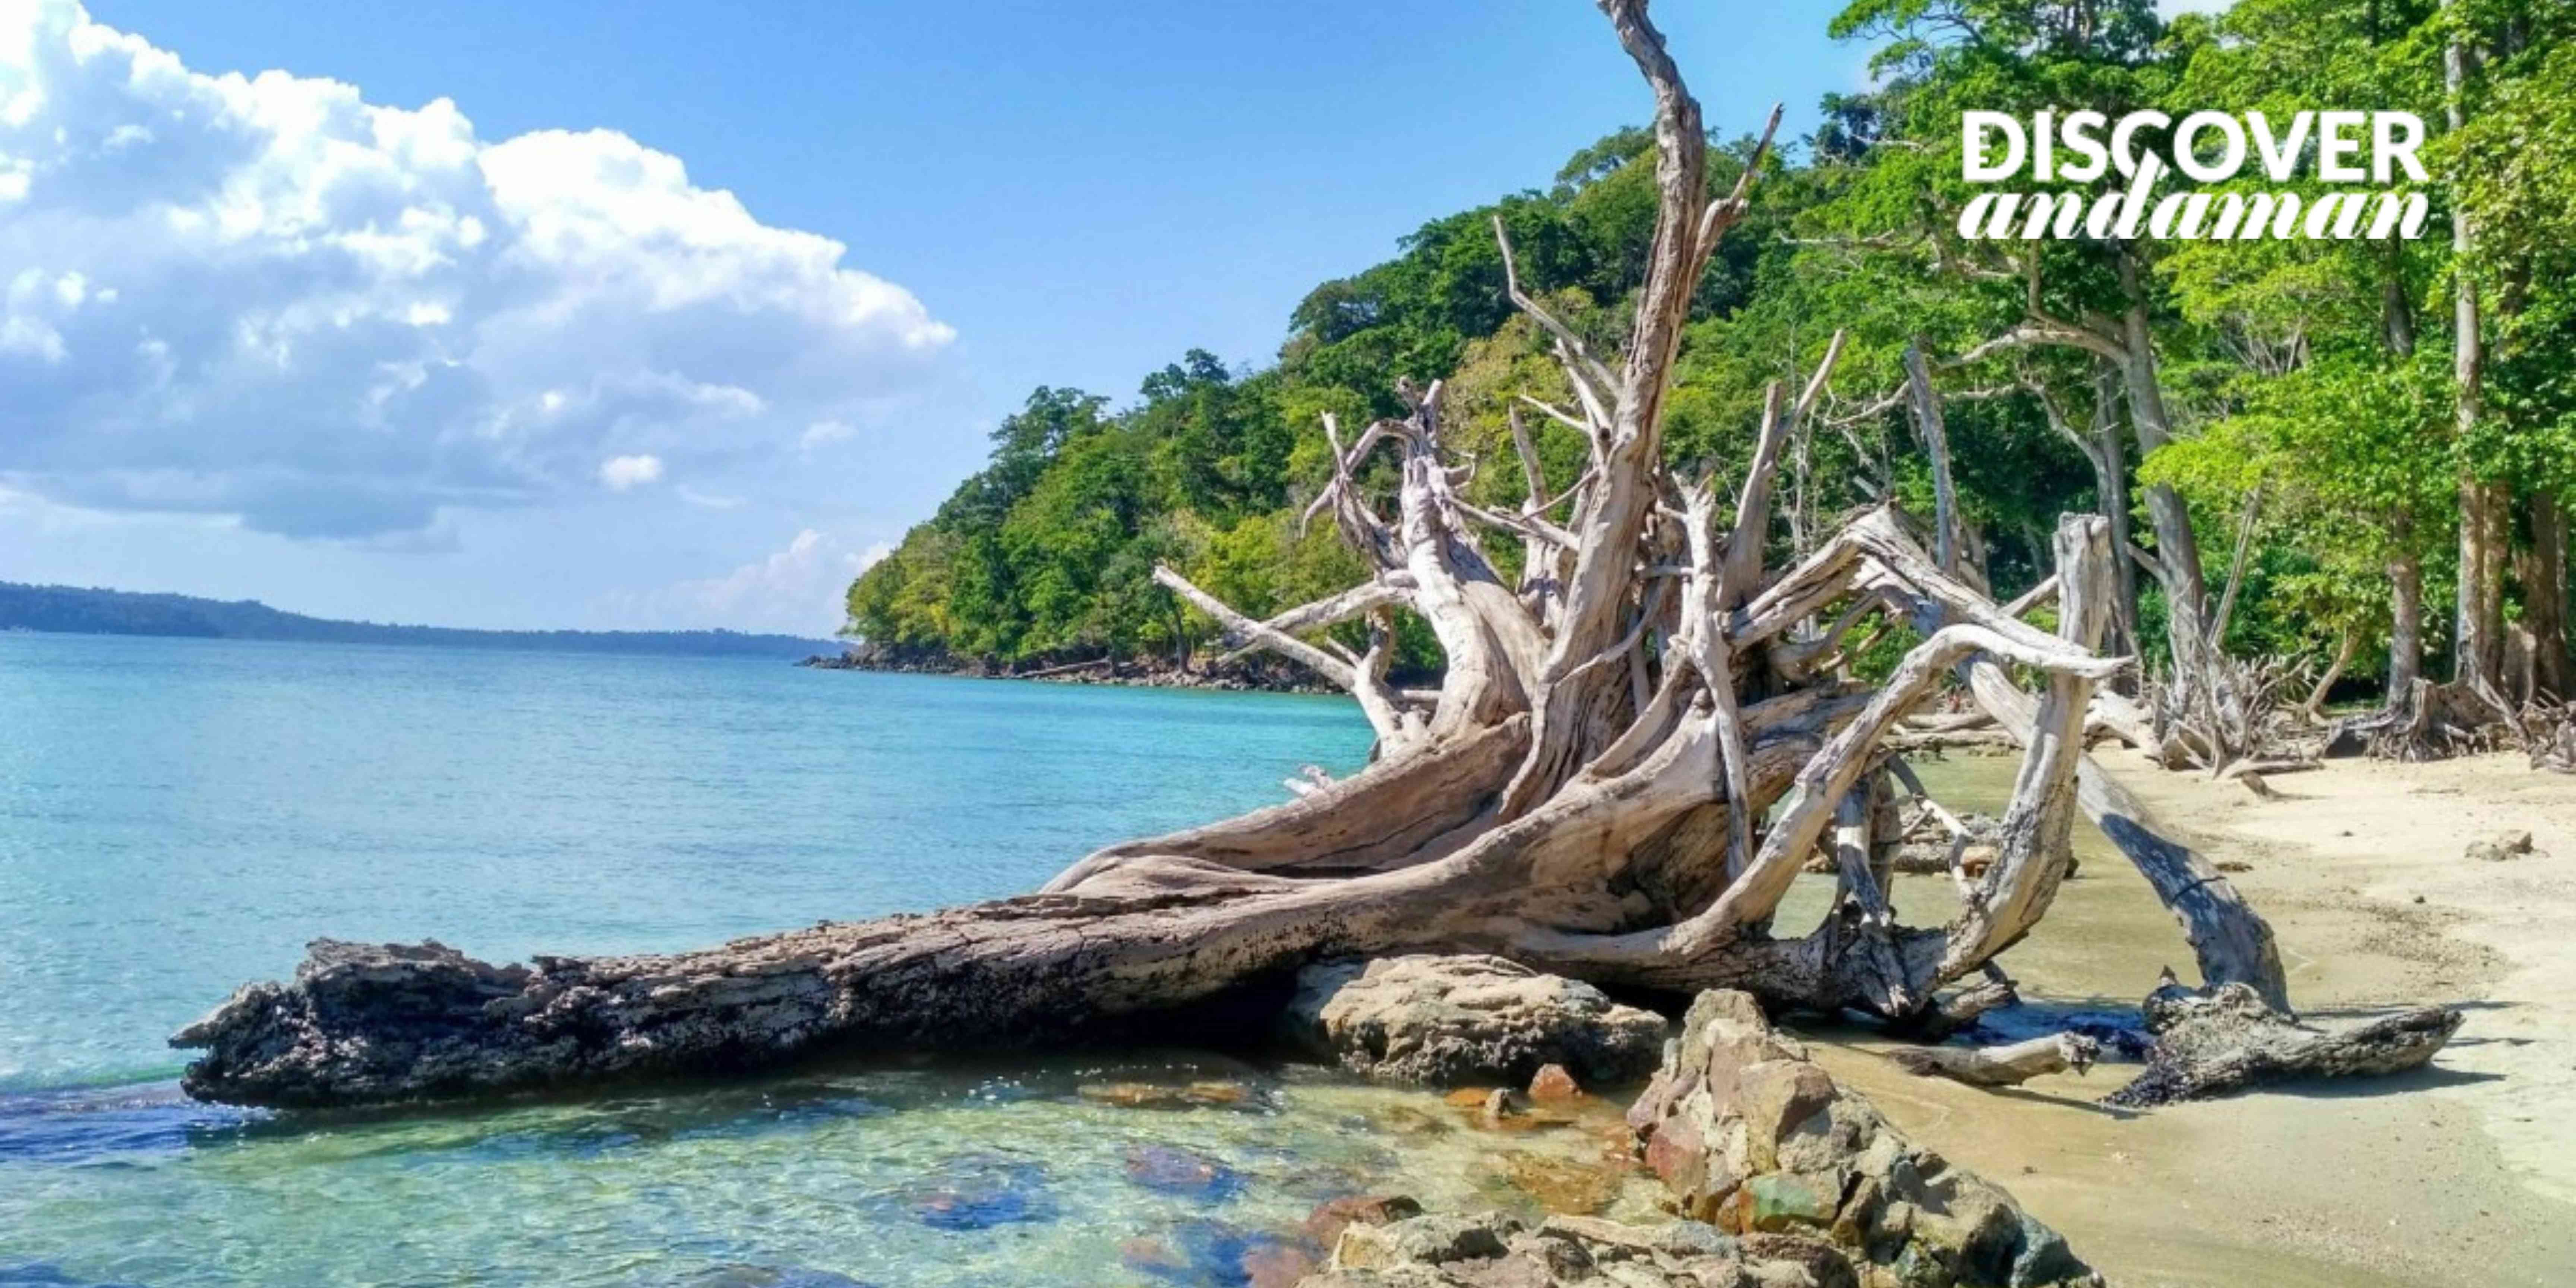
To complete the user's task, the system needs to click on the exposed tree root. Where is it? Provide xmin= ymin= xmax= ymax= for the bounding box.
xmin=2320 ymin=673 xmax=2576 ymax=768
xmin=168 ymin=0 xmax=2303 ymax=1111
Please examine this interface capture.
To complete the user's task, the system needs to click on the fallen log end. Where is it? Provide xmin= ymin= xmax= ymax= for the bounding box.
xmin=2105 ymin=981 xmax=2463 ymax=1108
xmin=1888 ymin=1032 xmax=2100 ymax=1088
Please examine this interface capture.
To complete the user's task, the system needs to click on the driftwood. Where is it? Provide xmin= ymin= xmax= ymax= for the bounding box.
xmin=168 ymin=1 xmax=2291 ymax=1111
xmin=1843 ymin=508 xmax=2292 ymax=1011
xmin=2533 ymin=701 xmax=2576 ymax=773
xmin=1016 ymin=656 xmax=1114 ymax=679
xmin=1889 ymin=727 xmax=2021 ymax=753
xmin=2106 ymin=979 xmax=2461 ymax=1107
xmin=1890 ymin=1032 xmax=2099 ymax=1088
xmin=1879 ymin=959 xmax=2023 ymax=1042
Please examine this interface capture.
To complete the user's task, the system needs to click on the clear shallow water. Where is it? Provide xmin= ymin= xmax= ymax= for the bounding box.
xmin=0 ymin=632 xmax=1674 ymax=1287
xmin=0 ymin=1054 xmax=1660 ymax=1288
xmin=0 ymin=634 xmax=1376 ymax=1090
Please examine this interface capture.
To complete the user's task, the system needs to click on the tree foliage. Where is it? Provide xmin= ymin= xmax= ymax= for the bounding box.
xmin=849 ymin=0 xmax=2576 ymax=707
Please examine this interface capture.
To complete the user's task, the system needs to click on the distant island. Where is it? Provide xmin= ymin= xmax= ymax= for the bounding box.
xmin=0 ymin=581 xmax=836 ymax=660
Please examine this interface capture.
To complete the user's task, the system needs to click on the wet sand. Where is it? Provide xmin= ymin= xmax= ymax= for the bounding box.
xmin=1777 ymin=749 xmax=2576 ymax=1287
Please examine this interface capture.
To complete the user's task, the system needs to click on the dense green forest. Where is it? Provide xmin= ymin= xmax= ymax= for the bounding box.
xmin=0 ymin=583 xmax=831 ymax=658
xmin=847 ymin=0 xmax=2576 ymax=722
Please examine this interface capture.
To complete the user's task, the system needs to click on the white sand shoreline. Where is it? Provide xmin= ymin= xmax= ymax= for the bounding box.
xmin=2185 ymin=752 xmax=2576 ymax=1209
xmin=1795 ymin=748 xmax=2576 ymax=1287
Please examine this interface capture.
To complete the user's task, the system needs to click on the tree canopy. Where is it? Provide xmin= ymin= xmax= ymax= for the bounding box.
xmin=849 ymin=0 xmax=2576 ymax=720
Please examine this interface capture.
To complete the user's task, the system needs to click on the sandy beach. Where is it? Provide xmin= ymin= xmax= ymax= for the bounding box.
xmin=1787 ymin=748 xmax=2576 ymax=1287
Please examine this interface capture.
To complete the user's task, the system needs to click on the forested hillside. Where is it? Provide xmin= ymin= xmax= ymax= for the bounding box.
xmin=0 ymin=583 xmax=831 ymax=658
xmin=846 ymin=0 xmax=2576 ymax=724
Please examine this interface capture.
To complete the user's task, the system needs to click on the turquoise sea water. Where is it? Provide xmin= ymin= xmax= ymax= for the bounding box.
xmin=0 ymin=633 xmax=1676 ymax=1286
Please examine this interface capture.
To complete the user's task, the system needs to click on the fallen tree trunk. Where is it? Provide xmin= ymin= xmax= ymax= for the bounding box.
xmin=1890 ymin=1032 xmax=2099 ymax=1088
xmin=168 ymin=1 xmax=2294 ymax=1111
xmin=2105 ymin=979 xmax=2461 ymax=1107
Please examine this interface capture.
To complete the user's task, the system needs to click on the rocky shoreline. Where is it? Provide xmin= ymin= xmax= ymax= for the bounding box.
xmin=1272 ymin=958 xmax=2100 ymax=1288
xmin=172 ymin=945 xmax=2102 ymax=1286
xmin=798 ymin=640 xmax=1349 ymax=695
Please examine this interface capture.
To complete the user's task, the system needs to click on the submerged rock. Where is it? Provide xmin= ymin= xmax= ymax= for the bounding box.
xmin=1126 ymin=1144 xmax=1247 ymax=1202
xmin=1488 ymin=1148 xmax=1625 ymax=1217
xmin=1240 ymin=1241 xmax=1320 ymax=1288
xmin=1078 ymin=1080 xmax=1258 ymax=1110
xmin=1303 ymin=1195 xmax=1424 ymax=1248
xmin=1126 ymin=1219 xmax=1311 ymax=1288
xmin=879 ymin=1156 xmax=1056 ymax=1231
xmin=682 ymin=1267 xmax=878 ymax=1288
xmin=1362 ymin=1104 xmax=1452 ymax=1138
xmin=1280 ymin=956 xmax=1667 ymax=1089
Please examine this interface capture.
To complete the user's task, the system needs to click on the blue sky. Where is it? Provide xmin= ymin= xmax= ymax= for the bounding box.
xmin=0 ymin=1 xmax=1863 ymax=635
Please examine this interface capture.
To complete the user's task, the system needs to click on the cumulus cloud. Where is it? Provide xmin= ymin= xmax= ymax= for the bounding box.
xmin=0 ymin=2 xmax=951 ymax=538
xmin=597 ymin=454 xmax=663 ymax=491
xmin=612 ymin=527 xmax=888 ymax=637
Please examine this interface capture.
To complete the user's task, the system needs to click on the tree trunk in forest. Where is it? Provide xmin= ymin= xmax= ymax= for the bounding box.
xmin=2521 ymin=493 xmax=2570 ymax=701
xmin=2373 ymin=212 xmax=2427 ymax=720
xmin=2093 ymin=375 xmax=2141 ymax=673
xmin=2446 ymin=14 xmax=2511 ymax=710
xmin=2033 ymin=370 xmax=2140 ymax=678
xmin=2390 ymin=540 xmax=2425 ymax=703
xmin=1904 ymin=341 xmax=1961 ymax=577
xmin=2113 ymin=255 xmax=2214 ymax=706
xmin=2458 ymin=479 xmax=2510 ymax=695
xmin=2381 ymin=241 xmax=2418 ymax=360
xmin=1954 ymin=266 xmax=2201 ymax=707
xmin=2305 ymin=628 xmax=2357 ymax=722
xmin=166 ymin=1 xmax=2295 ymax=1111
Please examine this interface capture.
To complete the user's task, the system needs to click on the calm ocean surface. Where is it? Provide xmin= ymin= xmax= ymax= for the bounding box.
xmin=0 ymin=632 xmax=1374 ymax=1092
xmin=0 ymin=632 xmax=1671 ymax=1287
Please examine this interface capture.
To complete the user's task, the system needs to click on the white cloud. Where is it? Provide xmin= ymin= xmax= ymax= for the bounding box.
xmin=799 ymin=418 xmax=855 ymax=451
xmin=610 ymin=527 xmax=890 ymax=637
xmin=597 ymin=453 xmax=663 ymax=491
xmin=0 ymin=2 xmax=955 ymax=539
